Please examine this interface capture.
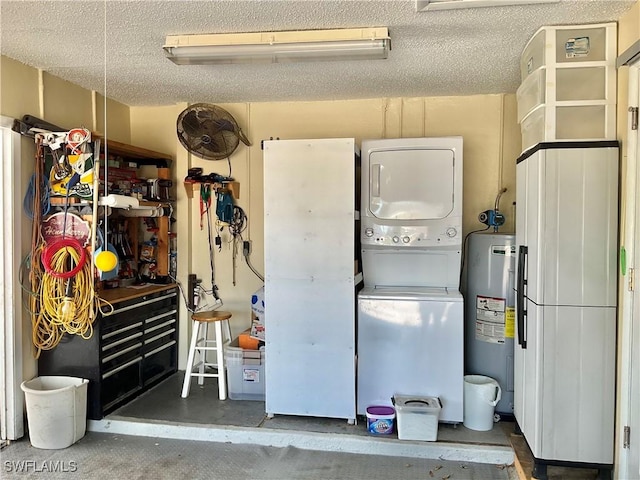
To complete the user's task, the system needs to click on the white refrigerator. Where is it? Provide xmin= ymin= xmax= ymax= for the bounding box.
xmin=514 ymin=142 xmax=618 ymax=473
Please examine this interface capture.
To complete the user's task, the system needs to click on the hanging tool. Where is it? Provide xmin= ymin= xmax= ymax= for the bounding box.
xmin=232 ymin=236 xmax=237 ymax=286
xmin=200 ymin=183 xmax=212 ymax=230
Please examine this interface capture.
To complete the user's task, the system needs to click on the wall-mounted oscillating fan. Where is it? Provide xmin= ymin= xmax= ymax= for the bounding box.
xmin=176 ymin=103 xmax=251 ymax=160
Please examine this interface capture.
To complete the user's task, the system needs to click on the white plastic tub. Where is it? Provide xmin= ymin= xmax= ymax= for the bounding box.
xmin=394 ymin=395 xmax=441 ymax=442
xmin=20 ymin=376 xmax=89 ymax=449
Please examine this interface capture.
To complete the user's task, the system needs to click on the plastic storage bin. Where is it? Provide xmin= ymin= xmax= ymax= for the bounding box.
xmin=225 ymin=338 xmax=265 ymax=401
xmin=516 ymin=66 xmax=613 ymax=123
xmin=517 ymin=22 xmax=617 ymax=153
xmin=394 ymin=395 xmax=442 ymax=442
xmin=520 ymin=103 xmax=615 ymax=152
xmin=20 ymin=376 xmax=89 ymax=449
xmin=520 ymin=23 xmax=616 ymax=81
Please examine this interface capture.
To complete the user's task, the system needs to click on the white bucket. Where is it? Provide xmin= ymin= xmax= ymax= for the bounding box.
xmin=463 ymin=375 xmax=502 ymax=431
xmin=20 ymin=376 xmax=89 ymax=449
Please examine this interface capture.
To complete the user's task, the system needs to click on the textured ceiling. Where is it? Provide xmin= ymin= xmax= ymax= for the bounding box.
xmin=0 ymin=0 xmax=635 ymax=106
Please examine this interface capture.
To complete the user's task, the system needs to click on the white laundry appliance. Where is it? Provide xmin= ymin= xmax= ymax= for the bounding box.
xmin=357 ymin=137 xmax=464 ymax=423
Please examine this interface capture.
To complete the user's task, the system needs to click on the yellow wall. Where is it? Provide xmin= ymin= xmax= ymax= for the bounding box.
xmin=132 ymin=95 xmax=520 ymax=367
xmin=0 ymin=55 xmax=131 ymax=381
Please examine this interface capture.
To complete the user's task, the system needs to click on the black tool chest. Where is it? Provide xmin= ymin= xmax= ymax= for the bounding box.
xmin=38 ymin=284 xmax=178 ymax=420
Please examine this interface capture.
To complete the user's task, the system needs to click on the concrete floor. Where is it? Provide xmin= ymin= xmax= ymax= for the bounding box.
xmin=1 ymin=431 xmax=517 ymax=480
xmin=2 ymin=372 xmax=521 ymax=479
xmin=90 ymin=373 xmax=515 ymax=465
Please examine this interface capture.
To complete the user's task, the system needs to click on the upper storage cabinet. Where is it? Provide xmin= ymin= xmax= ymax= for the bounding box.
xmin=517 ymin=23 xmax=617 ymax=152
xmin=519 ymin=23 xmax=616 ymax=81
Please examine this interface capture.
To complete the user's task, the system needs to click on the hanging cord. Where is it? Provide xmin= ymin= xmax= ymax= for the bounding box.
xmin=32 ymin=243 xmax=96 ymax=357
xmin=241 ymin=234 xmax=264 ymax=283
xmin=205 ymin=194 xmax=220 ymax=301
xmin=23 ymin=173 xmax=50 ymax=220
xmin=28 ymin=139 xmax=46 ymax=351
xmin=227 ymin=205 xmax=264 ymax=282
xmin=459 ymin=226 xmax=491 ymax=290
xmin=495 ymin=187 xmax=507 ymax=213
xmin=229 ymin=205 xmax=247 ymax=285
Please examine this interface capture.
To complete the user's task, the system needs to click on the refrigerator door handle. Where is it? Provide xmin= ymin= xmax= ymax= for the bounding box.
xmin=517 ymin=245 xmax=528 ymax=349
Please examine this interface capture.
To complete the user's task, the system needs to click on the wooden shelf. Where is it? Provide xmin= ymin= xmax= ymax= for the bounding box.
xmin=94 ymin=135 xmax=172 ymax=166
xmin=95 ymin=137 xmax=174 ymax=280
xmin=184 ymin=181 xmax=240 ymax=199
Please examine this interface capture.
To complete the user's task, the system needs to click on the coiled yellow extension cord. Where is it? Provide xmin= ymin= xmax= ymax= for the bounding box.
xmin=32 ymin=243 xmax=95 ymax=355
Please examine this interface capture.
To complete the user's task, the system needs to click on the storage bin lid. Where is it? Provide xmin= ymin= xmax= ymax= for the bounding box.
xmin=393 ymin=395 xmax=442 ymax=411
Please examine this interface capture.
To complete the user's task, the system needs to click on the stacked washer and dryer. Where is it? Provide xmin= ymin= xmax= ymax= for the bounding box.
xmin=356 ymin=137 xmax=464 ymax=423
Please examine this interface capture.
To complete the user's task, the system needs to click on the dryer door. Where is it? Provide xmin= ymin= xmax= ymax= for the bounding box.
xmin=368 ymin=147 xmax=455 ymax=220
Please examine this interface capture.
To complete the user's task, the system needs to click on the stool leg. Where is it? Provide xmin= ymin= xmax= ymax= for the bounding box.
xmin=215 ymin=321 xmax=227 ymax=400
xmin=181 ymin=321 xmax=200 ymax=398
xmin=198 ymin=321 xmax=208 ymax=386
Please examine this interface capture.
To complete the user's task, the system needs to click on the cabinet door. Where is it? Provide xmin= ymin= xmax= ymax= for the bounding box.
xmin=515 ymin=152 xmax=542 ymax=437
xmin=541 ymin=147 xmax=618 ymax=307
xmin=514 ymin=299 xmax=542 ymax=456
xmin=263 ymin=139 xmax=356 ymax=420
xmin=539 ymin=305 xmax=615 ymax=463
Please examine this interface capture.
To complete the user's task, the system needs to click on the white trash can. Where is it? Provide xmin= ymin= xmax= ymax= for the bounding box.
xmin=463 ymin=375 xmax=502 ymax=431
xmin=20 ymin=376 xmax=89 ymax=449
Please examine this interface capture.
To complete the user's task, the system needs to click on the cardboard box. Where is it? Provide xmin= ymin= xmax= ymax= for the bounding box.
xmin=239 ymin=329 xmax=260 ymax=350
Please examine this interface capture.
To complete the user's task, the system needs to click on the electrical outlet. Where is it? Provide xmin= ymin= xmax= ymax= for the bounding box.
xmin=243 ymin=240 xmax=251 ymax=256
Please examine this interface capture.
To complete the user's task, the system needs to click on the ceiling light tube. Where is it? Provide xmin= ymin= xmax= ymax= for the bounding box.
xmin=416 ymin=0 xmax=559 ymax=11
xmin=164 ymin=27 xmax=390 ymax=65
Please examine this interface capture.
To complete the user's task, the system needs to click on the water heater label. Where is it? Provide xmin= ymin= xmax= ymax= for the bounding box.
xmin=491 ymin=245 xmax=516 ymax=256
xmin=475 ymin=295 xmax=506 ymax=344
xmin=505 ymin=307 xmax=515 ymax=339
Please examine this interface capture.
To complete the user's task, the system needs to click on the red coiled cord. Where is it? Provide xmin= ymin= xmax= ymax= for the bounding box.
xmin=41 ymin=238 xmax=87 ymax=279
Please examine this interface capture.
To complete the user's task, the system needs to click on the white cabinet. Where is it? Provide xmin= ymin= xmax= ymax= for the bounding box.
xmin=514 ymin=142 xmax=618 ymax=475
xmin=263 ymin=138 xmax=359 ymax=422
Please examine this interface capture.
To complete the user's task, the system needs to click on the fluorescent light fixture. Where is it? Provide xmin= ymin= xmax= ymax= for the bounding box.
xmin=416 ymin=0 xmax=559 ymax=11
xmin=164 ymin=27 xmax=390 ymax=65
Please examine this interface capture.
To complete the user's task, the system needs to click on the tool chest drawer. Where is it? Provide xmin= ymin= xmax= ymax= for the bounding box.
xmin=38 ymin=284 xmax=179 ymax=420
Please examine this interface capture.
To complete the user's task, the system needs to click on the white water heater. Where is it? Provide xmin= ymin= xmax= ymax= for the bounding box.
xmin=464 ymin=232 xmax=515 ymax=416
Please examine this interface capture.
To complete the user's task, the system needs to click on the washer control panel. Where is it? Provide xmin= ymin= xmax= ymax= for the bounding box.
xmin=361 ymin=224 xmax=461 ymax=247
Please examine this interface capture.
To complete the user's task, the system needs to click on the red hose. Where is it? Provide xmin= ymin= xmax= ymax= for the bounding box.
xmin=41 ymin=238 xmax=87 ymax=279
